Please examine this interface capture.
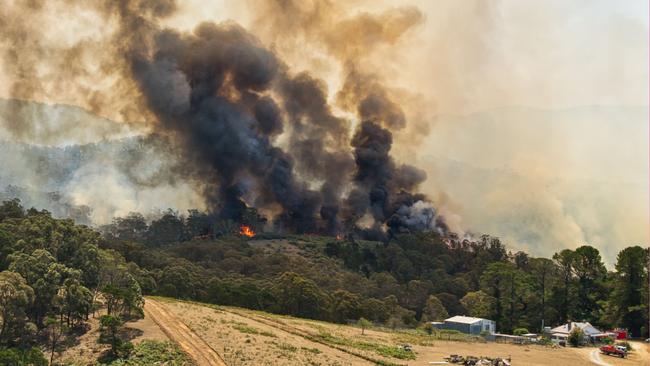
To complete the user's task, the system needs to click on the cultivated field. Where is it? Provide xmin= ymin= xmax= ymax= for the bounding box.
xmin=146 ymin=297 xmax=649 ymax=366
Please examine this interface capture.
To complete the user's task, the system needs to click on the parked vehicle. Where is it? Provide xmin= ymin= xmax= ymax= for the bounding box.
xmin=599 ymin=345 xmax=626 ymax=358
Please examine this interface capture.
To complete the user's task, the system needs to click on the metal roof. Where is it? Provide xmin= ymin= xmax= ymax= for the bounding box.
xmin=444 ymin=315 xmax=489 ymax=324
xmin=550 ymin=322 xmax=602 ymax=336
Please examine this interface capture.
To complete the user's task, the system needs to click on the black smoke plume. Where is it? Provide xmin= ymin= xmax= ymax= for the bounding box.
xmin=35 ymin=0 xmax=446 ymax=237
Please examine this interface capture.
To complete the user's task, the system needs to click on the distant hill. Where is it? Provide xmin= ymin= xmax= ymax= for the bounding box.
xmin=0 ymin=98 xmax=138 ymax=146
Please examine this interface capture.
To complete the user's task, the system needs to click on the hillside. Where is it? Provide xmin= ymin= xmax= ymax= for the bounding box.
xmin=0 ymin=199 xmax=647 ymax=365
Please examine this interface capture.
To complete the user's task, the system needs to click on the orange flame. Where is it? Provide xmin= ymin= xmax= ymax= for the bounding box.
xmin=239 ymin=225 xmax=255 ymax=237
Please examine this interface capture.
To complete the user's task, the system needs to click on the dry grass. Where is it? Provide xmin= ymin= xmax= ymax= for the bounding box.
xmin=155 ymin=298 xmax=650 ymax=366
xmin=58 ymin=297 xmax=649 ymax=366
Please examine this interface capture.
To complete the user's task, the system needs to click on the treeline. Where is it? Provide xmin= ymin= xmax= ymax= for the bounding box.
xmin=0 ymin=199 xmax=144 ymax=364
xmin=100 ymin=209 xmax=264 ymax=246
xmin=99 ymin=208 xmax=649 ymax=337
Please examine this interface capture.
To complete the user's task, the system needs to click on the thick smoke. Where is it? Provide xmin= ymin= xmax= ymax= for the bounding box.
xmin=110 ymin=0 xmax=441 ymax=236
xmin=0 ymin=0 xmax=444 ymax=237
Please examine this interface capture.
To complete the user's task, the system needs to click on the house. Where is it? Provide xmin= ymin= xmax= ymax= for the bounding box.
xmin=549 ymin=321 xmax=609 ymax=343
xmin=431 ymin=315 xmax=496 ymax=335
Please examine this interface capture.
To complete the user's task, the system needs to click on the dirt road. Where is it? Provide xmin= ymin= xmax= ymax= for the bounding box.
xmin=589 ymin=349 xmax=613 ymax=366
xmin=144 ymin=298 xmax=227 ymax=366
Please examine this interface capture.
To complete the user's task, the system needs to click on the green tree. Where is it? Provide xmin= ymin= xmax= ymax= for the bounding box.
xmin=482 ymin=262 xmax=533 ymax=332
xmin=421 ymin=295 xmax=449 ymax=322
xmin=567 ymin=327 xmax=584 ymax=347
xmin=612 ymin=246 xmax=648 ymax=337
xmin=357 ymin=317 xmax=372 ymax=335
xmin=330 ymin=290 xmax=361 ymax=323
xmin=100 ymin=314 xmax=123 ymax=357
xmin=360 ymin=298 xmax=390 ymax=323
xmin=0 ymin=199 xmax=25 ymax=221
xmin=0 ymin=271 xmax=34 ymax=345
xmin=145 ymin=210 xmax=186 ymax=246
xmin=55 ymin=278 xmax=93 ymax=327
xmin=460 ymin=291 xmax=495 ymax=319
xmin=0 ymin=347 xmax=47 ymax=366
xmin=104 ymin=212 xmax=148 ymax=241
xmin=45 ymin=316 xmax=66 ymax=365
xmin=272 ymin=272 xmax=328 ymax=319
xmin=552 ymin=249 xmax=576 ymax=323
xmin=97 ymin=251 xmax=144 ymax=317
xmin=7 ymin=249 xmax=77 ymax=325
xmin=572 ymin=246 xmax=606 ymax=323
xmin=481 ymin=262 xmax=516 ymax=332
xmin=185 ymin=209 xmax=212 ymax=238
xmin=528 ymin=257 xmax=557 ymax=330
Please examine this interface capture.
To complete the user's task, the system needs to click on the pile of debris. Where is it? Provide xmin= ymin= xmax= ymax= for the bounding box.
xmin=443 ymin=354 xmax=511 ymax=365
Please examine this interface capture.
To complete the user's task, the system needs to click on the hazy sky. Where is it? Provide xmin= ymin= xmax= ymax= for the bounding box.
xmin=161 ymin=0 xmax=649 ymax=112
xmin=0 ymin=0 xmax=647 ymax=264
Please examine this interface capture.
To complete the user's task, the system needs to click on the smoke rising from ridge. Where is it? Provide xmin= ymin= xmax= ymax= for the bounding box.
xmin=0 ymin=0 xmax=646 ymax=262
xmin=1 ymin=0 xmax=437 ymax=236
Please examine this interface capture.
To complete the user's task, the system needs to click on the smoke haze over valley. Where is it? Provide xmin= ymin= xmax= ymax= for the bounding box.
xmin=0 ymin=0 xmax=647 ymax=264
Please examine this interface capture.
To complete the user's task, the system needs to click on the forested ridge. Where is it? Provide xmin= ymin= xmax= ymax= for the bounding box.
xmin=0 ymin=199 xmax=648 ymax=363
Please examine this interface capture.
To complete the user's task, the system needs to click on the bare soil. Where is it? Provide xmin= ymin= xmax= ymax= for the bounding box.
xmin=145 ymin=298 xmax=227 ymax=366
xmin=56 ymin=307 xmax=170 ymax=365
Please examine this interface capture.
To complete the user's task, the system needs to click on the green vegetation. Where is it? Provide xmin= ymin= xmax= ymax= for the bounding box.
xmin=0 ymin=197 xmax=648 ymax=364
xmin=98 ymin=208 xmax=649 ymax=336
xmin=421 ymin=295 xmax=448 ymax=322
xmin=275 ymin=342 xmax=298 ymax=352
xmin=513 ymin=328 xmax=529 ymax=336
xmin=0 ymin=347 xmax=47 ymax=366
xmin=357 ymin=317 xmax=372 ymax=335
xmin=232 ymin=323 xmax=276 ymax=337
xmin=316 ymin=331 xmax=416 ymax=360
xmin=107 ymin=340 xmax=195 ymax=365
xmin=0 ymin=199 xmax=144 ymax=363
xmin=567 ymin=328 xmax=584 ymax=347
xmin=301 ymin=346 xmax=322 ymax=354
xmin=99 ymin=315 xmax=134 ymax=359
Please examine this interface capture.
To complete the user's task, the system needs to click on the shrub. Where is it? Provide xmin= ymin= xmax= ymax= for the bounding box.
xmin=601 ymin=337 xmax=614 ymax=345
xmin=0 ymin=348 xmax=47 ymax=366
xmin=513 ymin=328 xmax=529 ymax=336
xmin=110 ymin=340 xmax=194 ymax=365
xmin=567 ymin=328 xmax=584 ymax=347
xmin=420 ymin=322 xmax=434 ymax=335
xmin=116 ymin=341 xmax=134 ymax=359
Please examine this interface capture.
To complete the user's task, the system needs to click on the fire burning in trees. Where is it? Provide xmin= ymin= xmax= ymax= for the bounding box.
xmin=240 ymin=225 xmax=255 ymax=237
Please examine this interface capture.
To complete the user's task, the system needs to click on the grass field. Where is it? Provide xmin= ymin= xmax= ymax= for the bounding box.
xmin=56 ymin=297 xmax=648 ymax=365
xmin=150 ymin=297 xmax=648 ymax=366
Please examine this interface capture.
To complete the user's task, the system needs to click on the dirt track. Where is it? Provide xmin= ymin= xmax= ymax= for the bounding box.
xmin=589 ymin=349 xmax=613 ymax=366
xmin=144 ymin=298 xmax=227 ymax=366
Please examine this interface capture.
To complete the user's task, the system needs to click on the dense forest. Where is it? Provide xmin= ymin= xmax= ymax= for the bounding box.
xmin=0 ymin=199 xmax=145 ymax=364
xmin=0 ymin=199 xmax=648 ymax=363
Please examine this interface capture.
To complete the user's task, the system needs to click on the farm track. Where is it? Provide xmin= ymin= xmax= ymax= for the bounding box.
xmin=588 ymin=349 xmax=614 ymax=366
xmin=221 ymin=307 xmax=405 ymax=366
xmin=144 ymin=299 xmax=228 ymax=366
